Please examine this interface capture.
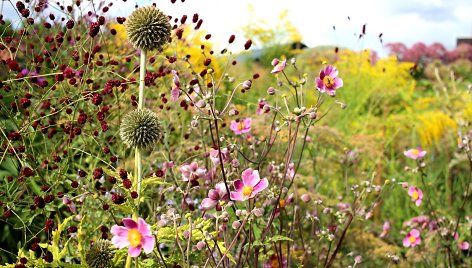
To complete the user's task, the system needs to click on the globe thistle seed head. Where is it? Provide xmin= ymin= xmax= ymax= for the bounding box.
xmin=120 ymin=109 xmax=162 ymax=149
xmin=125 ymin=6 xmax=171 ymax=51
xmin=85 ymin=239 xmax=114 ymax=268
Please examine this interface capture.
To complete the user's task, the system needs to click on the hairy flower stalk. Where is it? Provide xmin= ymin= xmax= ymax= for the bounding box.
xmin=123 ymin=5 xmax=171 ymax=268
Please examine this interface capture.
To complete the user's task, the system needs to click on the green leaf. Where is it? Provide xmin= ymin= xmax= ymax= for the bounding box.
xmin=141 ymin=175 xmax=171 ymax=189
xmin=268 ymin=235 xmax=293 ymax=243
xmin=77 ymin=215 xmax=87 ymax=264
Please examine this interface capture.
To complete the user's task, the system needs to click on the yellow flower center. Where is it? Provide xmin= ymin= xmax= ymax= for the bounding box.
xmin=242 ymin=185 xmax=253 ymax=198
xmin=411 ymin=149 xmax=419 ymax=156
xmin=127 ymin=229 xmax=142 ymax=248
xmin=323 ymin=75 xmax=335 ymax=88
xmin=409 ymin=236 xmax=416 ymax=243
xmin=412 ymin=191 xmax=419 ymax=200
xmin=238 ymin=122 xmax=246 ymax=131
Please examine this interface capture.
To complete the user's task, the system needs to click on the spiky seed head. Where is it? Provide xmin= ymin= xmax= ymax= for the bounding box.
xmin=120 ymin=109 xmax=162 ymax=149
xmin=85 ymin=239 xmax=114 ymax=268
xmin=125 ymin=6 xmax=171 ymax=51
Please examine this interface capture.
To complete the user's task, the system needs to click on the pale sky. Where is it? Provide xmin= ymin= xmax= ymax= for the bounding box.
xmin=2 ymin=0 xmax=471 ymax=55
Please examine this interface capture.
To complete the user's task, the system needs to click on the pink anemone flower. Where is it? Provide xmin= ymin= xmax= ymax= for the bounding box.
xmin=201 ymin=182 xmax=229 ymax=210
xmin=408 ymin=186 xmax=423 ymax=206
xmin=404 ymin=147 xmax=427 ymax=160
xmin=230 ymin=118 xmax=252 ymax=135
xmin=315 ymin=65 xmax=343 ymax=96
xmin=380 ymin=221 xmax=390 ymax=238
xmin=403 ymin=229 xmax=421 ymax=248
xmin=111 ymin=218 xmax=155 ymax=257
xmin=230 ymin=168 xmax=268 ymax=201
xmin=271 ymin=58 xmax=287 ymax=74
xmin=180 ymin=162 xmax=206 ymax=182
xmin=209 ymin=147 xmax=230 ymax=166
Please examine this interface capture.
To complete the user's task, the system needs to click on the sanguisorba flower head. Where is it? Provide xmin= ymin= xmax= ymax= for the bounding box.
xmin=120 ymin=109 xmax=162 ymax=149
xmin=230 ymin=168 xmax=268 ymax=201
xmin=408 ymin=186 xmax=423 ymax=206
xmin=111 ymin=218 xmax=155 ymax=257
xmin=403 ymin=229 xmax=421 ymax=248
xmin=125 ymin=6 xmax=171 ymax=51
xmin=230 ymin=118 xmax=252 ymax=135
xmin=404 ymin=147 xmax=427 ymax=160
xmin=85 ymin=239 xmax=114 ymax=268
xmin=315 ymin=65 xmax=343 ymax=96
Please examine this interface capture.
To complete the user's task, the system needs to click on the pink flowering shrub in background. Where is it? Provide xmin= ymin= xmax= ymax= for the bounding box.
xmin=0 ymin=1 xmax=470 ymax=267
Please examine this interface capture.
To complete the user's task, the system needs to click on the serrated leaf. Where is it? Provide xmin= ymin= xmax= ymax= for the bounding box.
xmin=269 ymin=235 xmax=293 ymax=243
xmin=141 ymin=175 xmax=171 ymax=189
xmin=112 ymin=203 xmax=134 ymax=214
xmin=156 ymin=227 xmax=176 ymax=242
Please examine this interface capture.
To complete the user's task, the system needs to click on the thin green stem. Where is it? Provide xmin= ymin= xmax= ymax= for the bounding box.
xmin=138 ymin=50 xmax=147 ymax=109
xmin=126 ymin=49 xmax=147 ymax=268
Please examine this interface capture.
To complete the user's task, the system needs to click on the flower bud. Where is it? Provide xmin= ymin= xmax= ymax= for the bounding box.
xmin=232 ymin=220 xmax=241 ymax=229
xmin=267 ymin=87 xmax=276 ymax=95
xmin=301 ymin=194 xmax=311 ymax=203
xmin=242 ymin=80 xmax=252 ymax=90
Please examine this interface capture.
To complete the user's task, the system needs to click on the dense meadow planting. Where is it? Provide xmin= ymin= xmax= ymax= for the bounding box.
xmin=0 ymin=1 xmax=472 ymax=267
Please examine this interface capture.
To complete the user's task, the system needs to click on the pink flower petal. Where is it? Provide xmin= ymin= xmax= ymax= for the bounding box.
xmin=325 ymin=66 xmax=338 ymax=77
xmin=111 ymin=235 xmax=130 ymax=248
xmin=142 ymin=235 xmax=155 ymax=254
xmin=122 ymin=218 xmax=138 ymax=229
xmin=403 ymin=237 xmax=411 ymax=247
xmin=202 ymin=198 xmax=218 ymax=210
xmin=230 ymin=191 xmax=243 ymax=201
xmin=128 ymin=245 xmax=142 ymax=257
xmin=325 ymin=88 xmax=336 ymax=96
xmin=333 ymin=77 xmax=343 ymax=88
xmin=319 ymin=69 xmax=325 ymax=79
xmin=415 ymin=199 xmax=422 ymax=206
xmin=316 ymin=78 xmax=325 ymax=91
xmin=111 ymin=225 xmax=129 ymax=237
xmin=242 ymin=168 xmax=260 ymax=187
xmin=410 ymin=229 xmax=420 ymax=238
xmin=138 ymin=218 xmax=152 ymax=237
xmin=234 ymin=180 xmax=244 ymax=191
xmin=252 ymin=177 xmax=269 ymax=193
xmin=171 ymin=87 xmax=180 ymax=102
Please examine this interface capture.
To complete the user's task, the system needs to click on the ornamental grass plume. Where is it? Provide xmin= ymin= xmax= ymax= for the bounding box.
xmin=125 ymin=6 xmax=171 ymax=51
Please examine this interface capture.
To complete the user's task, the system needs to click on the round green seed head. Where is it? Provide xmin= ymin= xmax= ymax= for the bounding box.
xmin=125 ymin=6 xmax=171 ymax=51
xmin=85 ymin=239 xmax=114 ymax=268
xmin=120 ymin=109 xmax=162 ymax=149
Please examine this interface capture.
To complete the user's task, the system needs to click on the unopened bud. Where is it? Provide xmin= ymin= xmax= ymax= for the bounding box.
xmin=232 ymin=220 xmax=241 ymax=229
xmin=242 ymin=80 xmax=252 ymax=90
